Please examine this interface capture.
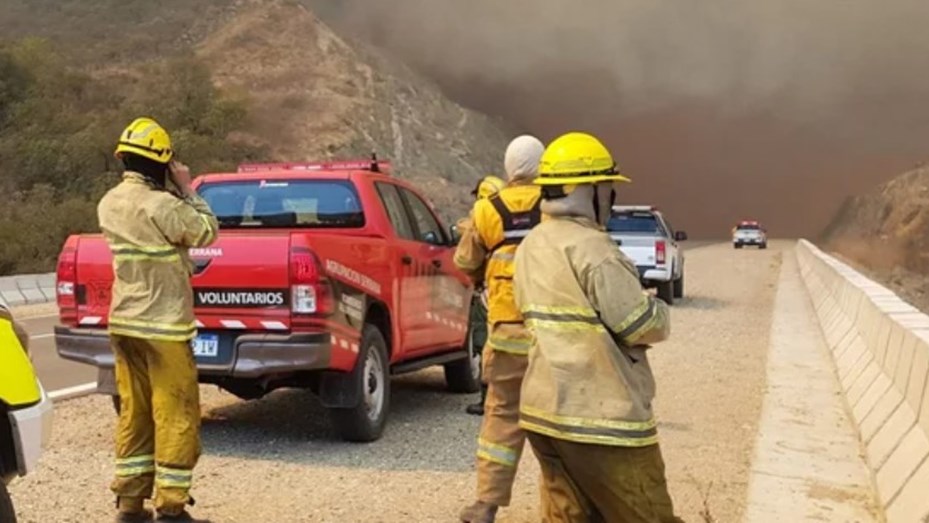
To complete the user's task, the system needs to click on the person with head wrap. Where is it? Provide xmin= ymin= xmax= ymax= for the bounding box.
xmin=455 ymin=135 xmax=545 ymax=523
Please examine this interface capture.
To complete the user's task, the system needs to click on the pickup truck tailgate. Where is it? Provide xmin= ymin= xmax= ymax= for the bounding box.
xmin=611 ymin=235 xmax=657 ymax=267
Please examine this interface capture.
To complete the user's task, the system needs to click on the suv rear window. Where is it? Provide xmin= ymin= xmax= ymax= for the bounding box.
xmin=737 ymin=224 xmax=761 ymax=230
xmin=607 ymin=212 xmax=666 ymax=235
xmin=199 ymin=180 xmax=364 ymax=229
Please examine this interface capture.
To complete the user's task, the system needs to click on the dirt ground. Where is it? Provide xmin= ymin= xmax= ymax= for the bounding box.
xmin=10 ymin=242 xmax=785 ymax=522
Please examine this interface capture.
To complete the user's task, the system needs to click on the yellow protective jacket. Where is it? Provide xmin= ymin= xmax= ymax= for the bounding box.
xmin=0 ymin=304 xmax=40 ymax=407
xmin=98 ymin=172 xmax=219 ymax=342
xmin=514 ymin=216 xmax=671 ymax=447
xmin=454 ymin=183 xmax=542 ymax=355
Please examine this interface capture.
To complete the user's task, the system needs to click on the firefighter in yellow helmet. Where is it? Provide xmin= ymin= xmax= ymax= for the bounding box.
xmin=455 ymin=136 xmax=545 ymax=523
xmin=458 ymin=175 xmax=506 ymax=416
xmin=513 ymin=132 xmax=682 ymax=522
xmin=100 ymin=117 xmax=218 ymax=523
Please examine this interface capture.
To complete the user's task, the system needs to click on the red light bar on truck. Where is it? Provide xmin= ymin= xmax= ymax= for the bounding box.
xmin=237 ymin=158 xmax=392 ymax=175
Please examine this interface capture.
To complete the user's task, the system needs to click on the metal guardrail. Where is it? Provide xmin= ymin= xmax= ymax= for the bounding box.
xmin=0 ymin=272 xmax=57 ymax=308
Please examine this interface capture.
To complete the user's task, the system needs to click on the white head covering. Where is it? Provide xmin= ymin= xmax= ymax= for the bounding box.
xmin=504 ymin=135 xmax=545 ymax=183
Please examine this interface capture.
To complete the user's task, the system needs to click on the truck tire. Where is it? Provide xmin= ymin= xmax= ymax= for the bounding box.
xmin=112 ymin=395 xmax=121 ymax=415
xmin=330 ymin=325 xmax=391 ymax=442
xmin=760 ymin=243 xmax=768 ymax=250
xmin=444 ymin=325 xmax=482 ymax=393
xmin=657 ymin=279 xmax=674 ymax=305
xmin=673 ymin=273 xmax=684 ymax=299
xmin=0 ymin=480 xmax=17 ymax=523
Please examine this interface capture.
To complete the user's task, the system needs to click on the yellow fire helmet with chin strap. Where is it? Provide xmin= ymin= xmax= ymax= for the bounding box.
xmin=535 ymin=132 xmax=630 ymax=186
xmin=114 ymin=117 xmax=174 ymax=164
xmin=471 ymin=175 xmax=506 ymax=200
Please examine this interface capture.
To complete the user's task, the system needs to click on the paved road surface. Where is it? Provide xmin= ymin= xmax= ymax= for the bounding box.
xmin=12 ymin=240 xmax=878 ymax=523
xmin=19 ymin=313 xmax=97 ymax=393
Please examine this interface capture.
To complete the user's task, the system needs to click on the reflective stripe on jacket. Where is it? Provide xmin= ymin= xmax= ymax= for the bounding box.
xmin=453 ymin=184 xmax=542 ymax=341
xmin=514 ymin=216 xmax=670 ymax=447
xmin=98 ymin=172 xmax=218 ymax=342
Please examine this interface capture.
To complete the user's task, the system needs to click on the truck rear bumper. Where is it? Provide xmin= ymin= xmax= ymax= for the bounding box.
xmin=55 ymin=326 xmax=333 ymax=381
xmin=638 ymin=265 xmax=673 ymax=282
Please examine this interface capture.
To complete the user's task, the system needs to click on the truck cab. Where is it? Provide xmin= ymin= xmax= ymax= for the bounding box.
xmin=54 ymin=159 xmax=478 ymax=442
xmin=607 ymin=205 xmax=687 ymax=305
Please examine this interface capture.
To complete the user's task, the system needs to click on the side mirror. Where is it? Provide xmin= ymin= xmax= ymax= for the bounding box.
xmin=449 ymin=224 xmax=462 ymax=244
xmin=674 ymin=231 xmax=688 ymax=241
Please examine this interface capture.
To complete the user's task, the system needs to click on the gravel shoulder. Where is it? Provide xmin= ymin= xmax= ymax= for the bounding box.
xmin=10 ymin=242 xmax=785 ymax=523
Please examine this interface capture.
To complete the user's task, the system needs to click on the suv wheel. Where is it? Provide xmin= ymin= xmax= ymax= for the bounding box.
xmin=0 ymin=480 xmax=16 ymax=523
xmin=330 ymin=325 xmax=391 ymax=442
xmin=444 ymin=324 xmax=481 ymax=393
xmin=657 ymin=279 xmax=675 ymax=305
xmin=112 ymin=395 xmax=121 ymax=415
xmin=673 ymin=273 xmax=684 ymax=299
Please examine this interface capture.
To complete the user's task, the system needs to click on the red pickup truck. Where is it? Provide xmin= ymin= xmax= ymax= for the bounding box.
xmin=54 ymin=159 xmax=479 ymax=441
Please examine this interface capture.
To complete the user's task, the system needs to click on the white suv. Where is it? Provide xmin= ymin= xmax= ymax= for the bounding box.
xmin=607 ymin=206 xmax=688 ymax=305
xmin=733 ymin=221 xmax=767 ymax=249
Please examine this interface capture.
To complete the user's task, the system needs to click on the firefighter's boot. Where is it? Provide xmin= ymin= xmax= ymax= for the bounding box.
xmin=459 ymin=501 xmax=498 ymax=523
xmin=466 ymin=384 xmax=488 ymax=416
xmin=115 ymin=497 xmax=153 ymax=522
xmin=155 ymin=510 xmax=211 ymax=522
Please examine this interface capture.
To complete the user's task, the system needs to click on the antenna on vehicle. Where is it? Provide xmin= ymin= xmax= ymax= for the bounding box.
xmin=369 ymin=152 xmax=380 ymax=173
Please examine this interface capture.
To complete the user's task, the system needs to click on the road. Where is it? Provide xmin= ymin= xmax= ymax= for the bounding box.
xmin=18 ymin=312 xmax=97 ymax=393
xmin=9 ymin=241 xmax=879 ymax=522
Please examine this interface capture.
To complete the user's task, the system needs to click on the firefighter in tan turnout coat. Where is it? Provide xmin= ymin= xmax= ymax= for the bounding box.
xmin=455 ymin=136 xmax=546 ymax=523
xmin=99 ymin=117 xmax=218 ymax=523
xmin=514 ymin=132 xmax=683 ymax=522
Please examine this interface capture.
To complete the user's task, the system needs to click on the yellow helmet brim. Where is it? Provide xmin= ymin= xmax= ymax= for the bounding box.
xmin=534 ymin=173 xmax=631 ymax=186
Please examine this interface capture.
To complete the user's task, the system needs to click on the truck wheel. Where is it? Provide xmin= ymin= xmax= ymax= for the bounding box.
xmin=330 ymin=325 xmax=390 ymax=442
xmin=657 ymin=279 xmax=675 ymax=305
xmin=673 ymin=274 xmax=684 ymax=299
xmin=112 ymin=395 xmax=121 ymax=415
xmin=760 ymin=243 xmax=768 ymax=250
xmin=0 ymin=480 xmax=17 ymax=523
xmin=444 ymin=326 xmax=482 ymax=393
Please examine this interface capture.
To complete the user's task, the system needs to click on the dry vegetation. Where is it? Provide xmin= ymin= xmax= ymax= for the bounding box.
xmin=0 ymin=0 xmax=511 ymax=275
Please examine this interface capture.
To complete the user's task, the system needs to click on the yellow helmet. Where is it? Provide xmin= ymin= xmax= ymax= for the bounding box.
xmin=114 ymin=117 xmax=174 ymax=164
xmin=472 ymin=175 xmax=506 ymax=200
xmin=536 ymin=132 xmax=630 ymax=186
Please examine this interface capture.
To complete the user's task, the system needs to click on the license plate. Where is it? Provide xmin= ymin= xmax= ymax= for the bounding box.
xmin=192 ymin=334 xmax=219 ymax=358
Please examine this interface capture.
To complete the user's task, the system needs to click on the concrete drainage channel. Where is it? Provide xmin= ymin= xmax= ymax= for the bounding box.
xmin=797 ymin=240 xmax=929 ymax=522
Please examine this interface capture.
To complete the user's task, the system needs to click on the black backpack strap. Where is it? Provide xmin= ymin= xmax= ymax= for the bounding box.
xmin=486 ymin=195 xmax=542 ymax=253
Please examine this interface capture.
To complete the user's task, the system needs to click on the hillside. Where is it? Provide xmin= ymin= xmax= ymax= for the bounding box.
xmin=822 ymin=164 xmax=929 ymax=310
xmin=0 ymin=0 xmax=513 ymax=274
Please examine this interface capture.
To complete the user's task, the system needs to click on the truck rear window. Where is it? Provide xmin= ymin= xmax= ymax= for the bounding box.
xmin=737 ymin=224 xmax=761 ymax=230
xmin=199 ymin=180 xmax=364 ymax=229
xmin=607 ymin=212 xmax=666 ymax=235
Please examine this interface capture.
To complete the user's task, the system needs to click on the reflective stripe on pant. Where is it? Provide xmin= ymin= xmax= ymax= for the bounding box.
xmin=476 ymin=346 xmax=528 ymax=506
xmin=110 ymin=335 xmax=201 ymax=514
xmin=526 ymin=433 xmax=683 ymax=523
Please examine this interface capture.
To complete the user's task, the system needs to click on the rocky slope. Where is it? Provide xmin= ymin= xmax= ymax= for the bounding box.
xmin=822 ymin=163 xmax=929 ymax=309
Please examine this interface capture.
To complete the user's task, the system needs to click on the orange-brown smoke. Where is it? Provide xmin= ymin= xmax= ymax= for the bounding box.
xmin=308 ymin=0 xmax=929 ymax=238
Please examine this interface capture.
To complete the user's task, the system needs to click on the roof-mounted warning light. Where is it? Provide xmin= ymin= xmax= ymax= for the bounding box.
xmin=237 ymin=157 xmax=392 ymax=175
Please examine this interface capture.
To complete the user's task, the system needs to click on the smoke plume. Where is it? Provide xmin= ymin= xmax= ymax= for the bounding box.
xmin=308 ymin=0 xmax=929 ymax=237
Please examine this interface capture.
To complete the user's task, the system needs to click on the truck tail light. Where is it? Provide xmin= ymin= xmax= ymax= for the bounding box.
xmin=57 ymin=238 xmax=78 ymax=325
xmin=290 ymin=247 xmax=333 ymax=315
xmin=655 ymin=240 xmax=667 ymax=265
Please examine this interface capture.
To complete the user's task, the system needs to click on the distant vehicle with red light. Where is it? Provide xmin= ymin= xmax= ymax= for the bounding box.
xmin=607 ymin=205 xmax=688 ymax=305
xmin=54 ymin=158 xmax=479 ymax=442
xmin=732 ymin=220 xmax=767 ymax=249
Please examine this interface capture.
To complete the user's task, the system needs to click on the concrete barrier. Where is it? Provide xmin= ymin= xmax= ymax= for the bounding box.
xmin=0 ymin=272 xmax=57 ymax=307
xmin=797 ymin=240 xmax=929 ymax=522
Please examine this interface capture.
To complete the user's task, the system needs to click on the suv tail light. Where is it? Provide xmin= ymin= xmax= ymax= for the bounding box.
xmin=290 ymin=247 xmax=333 ymax=315
xmin=57 ymin=238 xmax=79 ymax=325
xmin=655 ymin=240 xmax=667 ymax=265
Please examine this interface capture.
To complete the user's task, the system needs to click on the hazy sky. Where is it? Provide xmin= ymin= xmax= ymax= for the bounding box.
xmin=311 ymin=0 xmax=929 ymax=237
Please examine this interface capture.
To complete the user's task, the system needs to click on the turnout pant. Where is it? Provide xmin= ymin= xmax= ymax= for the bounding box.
xmin=110 ymin=335 xmax=201 ymax=515
xmin=475 ymin=346 xmax=529 ymax=506
xmin=527 ymin=433 xmax=683 ymax=523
